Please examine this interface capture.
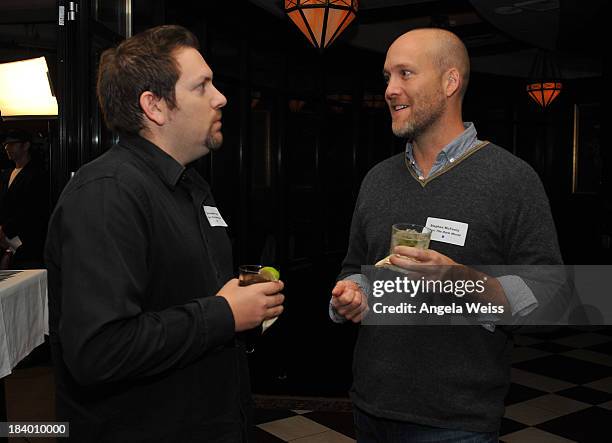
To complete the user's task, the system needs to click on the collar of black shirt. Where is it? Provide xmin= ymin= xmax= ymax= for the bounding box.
xmin=120 ymin=134 xmax=185 ymax=190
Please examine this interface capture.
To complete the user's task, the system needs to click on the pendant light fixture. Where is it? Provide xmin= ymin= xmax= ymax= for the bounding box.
xmin=285 ymin=0 xmax=358 ymax=50
xmin=526 ymin=50 xmax=563 ymax=108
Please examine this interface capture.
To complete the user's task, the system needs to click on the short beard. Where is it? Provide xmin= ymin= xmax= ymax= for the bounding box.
xmin=205 ymin=133 xmax=223 ymax=151
xmin=392 ymin=95 xmax=446 ymax=141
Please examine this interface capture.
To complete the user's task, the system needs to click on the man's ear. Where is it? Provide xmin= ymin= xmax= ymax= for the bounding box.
xmin=444 ymin=68 xmax=461 ymax=98
xmin=139 ymin=91 xmax=167 ymax=126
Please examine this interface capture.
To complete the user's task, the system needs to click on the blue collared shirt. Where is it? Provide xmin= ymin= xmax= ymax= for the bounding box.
xmin=405 ymin=122 xmax=479 ymax=180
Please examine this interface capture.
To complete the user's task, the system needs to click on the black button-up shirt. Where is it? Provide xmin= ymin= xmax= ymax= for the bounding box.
xmin=45 ymin=134 xmax=250 ymax=442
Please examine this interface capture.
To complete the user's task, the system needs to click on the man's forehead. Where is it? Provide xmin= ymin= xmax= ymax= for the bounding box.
xmin=175 ymin=47 xmax=212 ymax=79
xmin=3 ymin=140 xmax=27 ymax=149
xmin=384 ymin=49 xmax=419 ymax=71
xmin=4 ymin=139 xmax=27 ymax=145
xmin=385 ymin=36 xmax=433 ymax=69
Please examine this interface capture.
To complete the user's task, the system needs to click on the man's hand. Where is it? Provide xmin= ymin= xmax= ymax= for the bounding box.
xmin=331 ymin=280 xmax=369 ymax=323
xmin=217 ymin=278 xmax=285 ymax=332
xmin=389 ymin=246 xmax=457 ymax=280
xmin=390 ymin=246 xmax=457 ymax=265
xmin=389 ymin=246 xmax=509 ymax=312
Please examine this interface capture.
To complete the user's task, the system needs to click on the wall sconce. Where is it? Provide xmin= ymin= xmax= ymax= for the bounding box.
xmin=288 ymin=99 xmax=306 ymax=112
xmin=0 ymin=57 xmax=58 ymax=119
xmin=363 ymin=93 xmax=386 ymax=109
xmin=327 ymin=94 xmax=352 ymax=103
xmin=327 ymin=94 xmax=351 ymax=113
xmin=285 ymin=0 xmax=358 ymax=49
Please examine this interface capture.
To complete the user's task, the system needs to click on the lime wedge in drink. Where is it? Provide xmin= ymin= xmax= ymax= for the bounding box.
xmin=259 ymin=266 xmax=280 ymax=282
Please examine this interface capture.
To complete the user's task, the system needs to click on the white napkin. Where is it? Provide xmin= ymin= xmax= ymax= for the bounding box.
xmin=262 ymin=317 xmax=278 ymax=333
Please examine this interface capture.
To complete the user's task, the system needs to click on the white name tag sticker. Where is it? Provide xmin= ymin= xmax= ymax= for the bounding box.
xmin=203 ymin=206 xmax=228 ymax=227
xmin=425 ymin=217 xmax=468 ymax=247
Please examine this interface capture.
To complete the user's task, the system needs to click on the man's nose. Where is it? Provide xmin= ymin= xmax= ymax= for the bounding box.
xmin=211 ymin=84 xmax=227 ymax=109
xmin=385 ymin=80 xmax=400 ymax=101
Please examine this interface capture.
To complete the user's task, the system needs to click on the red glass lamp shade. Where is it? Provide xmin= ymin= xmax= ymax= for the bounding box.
xmin=285 ymin=0 xmax=358 ymax=49
xmin=526 ymin=81 xmax=562 ymax=107
xmin=526 ymin=50 xmax=563 ymax=108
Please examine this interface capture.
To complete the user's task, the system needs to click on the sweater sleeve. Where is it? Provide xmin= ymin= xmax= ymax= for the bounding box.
xmin=329 ymin=182 xmax=371 ymax=322
xmin=338 ymin=184 xmax=369 ymax=280
xmin=500 ymin=165 xmax=570 ymax=324
xmin=47 ymin=178 xmax=235 ymax=386
xmin=504 ymin=165 xmax=562 ymax=266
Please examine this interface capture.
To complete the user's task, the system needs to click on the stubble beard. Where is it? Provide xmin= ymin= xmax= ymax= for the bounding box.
xmin=392 ymin=92 xmax=447 ymax=141
xmin=205 ymin=131 xmax=223 ymax=152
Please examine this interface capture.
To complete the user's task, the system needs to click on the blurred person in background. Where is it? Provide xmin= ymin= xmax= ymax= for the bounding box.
xmin=0 ymin=129 xmax=49 ymax=269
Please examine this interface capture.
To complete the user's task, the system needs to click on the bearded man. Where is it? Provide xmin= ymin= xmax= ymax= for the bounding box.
xmin=330 ymin=28 xmax=562 ymax=442
xmin=45 ymin=25 xmax=284 ymax=442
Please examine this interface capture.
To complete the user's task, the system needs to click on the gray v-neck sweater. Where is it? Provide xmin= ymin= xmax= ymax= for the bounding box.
xmin=340 ymin=142 xmax=562 ymax=432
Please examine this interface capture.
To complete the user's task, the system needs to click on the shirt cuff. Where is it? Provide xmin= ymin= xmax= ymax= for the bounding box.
xmin=197 ymin=296 xmax=236 ymax=348
xmin=497 ymin=275 xmax=539 ymax=317
xmin=481 ymin=275 xmax=539 ymax=333
xmin=329 ymin=300 xmax=347 ymax=323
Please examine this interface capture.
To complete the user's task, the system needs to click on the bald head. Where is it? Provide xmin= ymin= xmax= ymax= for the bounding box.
xmin=390 ymin=28 xmax=470 ymax=99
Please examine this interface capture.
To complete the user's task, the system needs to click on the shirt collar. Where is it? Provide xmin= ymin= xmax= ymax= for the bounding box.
xmin=120 ymin=134 xmax=185 ymax=189
xmin=440 ymin=122 xmax=478 ymax=161
xmin=405 ymin=122 xmax=478 ymax=174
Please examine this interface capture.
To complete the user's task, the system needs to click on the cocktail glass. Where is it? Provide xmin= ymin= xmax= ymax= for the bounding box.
xmin=390 ymin=223 xmax=432 ymax=254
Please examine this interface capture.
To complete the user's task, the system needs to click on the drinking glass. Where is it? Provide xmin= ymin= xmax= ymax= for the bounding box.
xmin=390 ymin=223 xmax=432 ymax=254
xmin=238 ymin=264 xmax=280 ymax=353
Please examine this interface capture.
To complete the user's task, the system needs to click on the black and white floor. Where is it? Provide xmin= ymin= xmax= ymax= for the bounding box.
xmin=5 ymin=327 xmax=612 ymax=442
xmin=253 ymin=327 xmax=612 ymax=442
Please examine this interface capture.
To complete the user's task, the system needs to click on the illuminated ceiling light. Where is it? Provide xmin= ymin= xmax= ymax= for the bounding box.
xmin=0 ymin=57 xmax=58 ymax=119
xmin=526 ymin=50 xmax=563 ymax=108
xmin=285 ymin=0 xmax=358 ymax=49
xmin=526 ymin=81 xmax=562 ymax=107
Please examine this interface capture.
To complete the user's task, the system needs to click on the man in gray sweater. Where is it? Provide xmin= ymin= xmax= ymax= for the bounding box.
xmin=330 ymin=28 xmax=562 ymax=442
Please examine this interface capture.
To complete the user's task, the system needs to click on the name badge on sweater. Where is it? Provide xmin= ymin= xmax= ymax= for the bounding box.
xmin=203 ymin=206 xmax=228 ymax=227
xmin=426 ymin=217 xmax=468 ymax=246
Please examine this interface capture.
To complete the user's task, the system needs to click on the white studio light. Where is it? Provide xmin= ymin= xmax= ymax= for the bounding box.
xmin=0 ymin=56 xmax=58 ymax=119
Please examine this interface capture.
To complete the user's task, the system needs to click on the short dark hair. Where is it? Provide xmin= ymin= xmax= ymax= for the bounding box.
xmin=96 ymin=25 xmax=200 ymax=135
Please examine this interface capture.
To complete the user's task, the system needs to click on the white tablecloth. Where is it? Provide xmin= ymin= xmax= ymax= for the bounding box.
xmin=0 ymin=270 xmax=48 ymax=378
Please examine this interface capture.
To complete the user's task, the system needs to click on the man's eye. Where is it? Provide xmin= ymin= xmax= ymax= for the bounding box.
xmin=401 ymin=70 xmax=412 ymax=78
xmin=383 ymin=76 xmax=390 ymax=84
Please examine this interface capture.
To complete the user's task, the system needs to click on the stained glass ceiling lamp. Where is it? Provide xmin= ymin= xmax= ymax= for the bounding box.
xmin=288 ymin=99 xmax=306 ymax=112
xmin=285 ymin=0 xmax=358 ymax=49
xmin=526 ymin=50 xmax=563 ymax=108
xmin=0 ymin=57 xmax=58 ymax=120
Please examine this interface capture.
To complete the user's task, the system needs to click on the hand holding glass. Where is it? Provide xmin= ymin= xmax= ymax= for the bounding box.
xmin=238 ymin=265 xmax=281 ymax=338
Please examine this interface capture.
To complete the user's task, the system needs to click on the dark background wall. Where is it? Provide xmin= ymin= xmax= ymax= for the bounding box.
xmin=1 ymin=0 xmax=606 ymax=397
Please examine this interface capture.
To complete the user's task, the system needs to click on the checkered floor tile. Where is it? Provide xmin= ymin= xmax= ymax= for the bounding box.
xmin=254 ymin=327 xmax=612 ymax=442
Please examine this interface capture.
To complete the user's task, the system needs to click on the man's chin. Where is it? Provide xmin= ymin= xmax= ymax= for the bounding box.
xmin=392 ymin=123 xmax=415 ymax=139
xmin=205 ymin=134 xmax=223 ymax=151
